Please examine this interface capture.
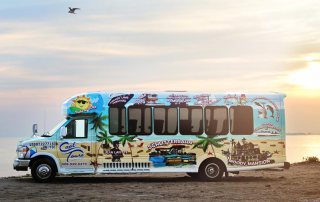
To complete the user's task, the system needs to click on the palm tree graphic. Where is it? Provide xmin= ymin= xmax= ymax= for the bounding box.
xmin=90 ymin=113 xmax=109 ymax=171
xmin=192 ymin=135 xmax=227 ymax=157
xmin=119 ymin=135 xmax=136 ymax=168
xmin=91 ymin=113 xmax=108 ymax=132
xmin=97 ymin=130 xmax=113 ymax=152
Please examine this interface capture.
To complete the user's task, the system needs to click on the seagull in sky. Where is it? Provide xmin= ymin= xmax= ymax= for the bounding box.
xmin=68 ymin=7 xmax=80 ymax=14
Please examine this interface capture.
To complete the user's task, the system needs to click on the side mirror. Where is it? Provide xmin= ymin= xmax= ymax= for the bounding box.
xmin=60 ymin=127 xmax=67 ymax=139
xmin=32 ymin=124 xmax=38 ymax=136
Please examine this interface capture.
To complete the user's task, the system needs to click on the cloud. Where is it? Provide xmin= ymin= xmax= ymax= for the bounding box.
xmin=0 ymin=22 xmax=162 ymax=57
xmin=2 ymin=0 xmax=320 ymax=136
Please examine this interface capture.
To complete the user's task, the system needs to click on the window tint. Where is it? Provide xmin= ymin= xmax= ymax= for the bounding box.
xmin=179 ymin=107 xmax=203 ymax=135
xmin=65 ymin=119 xmax=88 ymax=138
xmin=230 ymin=106 xmax=253 ymax=135
xmin=128 ymin=106 xmax=152 ymax=135
xmin=205 ymin=106 xmax=229 ymax=136
xmin=109 ymin=107 xmax=126 ymax=135
xmin=154 ymin=107 xmax=178 ymax=135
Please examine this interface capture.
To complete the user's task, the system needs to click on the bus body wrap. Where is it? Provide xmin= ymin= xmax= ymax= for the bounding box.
xmin=13 ymin=91 xmax=288 ymax=182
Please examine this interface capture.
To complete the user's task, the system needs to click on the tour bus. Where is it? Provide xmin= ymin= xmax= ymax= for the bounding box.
xmin=13 ymin=91 xmax=288 ymax=182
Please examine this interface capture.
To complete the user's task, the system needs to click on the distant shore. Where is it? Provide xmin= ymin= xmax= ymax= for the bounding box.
xmin=1 ymin=162 xmax=319 ymax=201
xmin=287 ymin=133 xmax=320 ymax=135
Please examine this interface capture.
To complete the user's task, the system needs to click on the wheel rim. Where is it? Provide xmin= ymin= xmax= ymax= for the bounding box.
xmin=36 ymin=164 xmax=52 ymax=180
xmin=205 ymin=163 xmax=220 ymax=178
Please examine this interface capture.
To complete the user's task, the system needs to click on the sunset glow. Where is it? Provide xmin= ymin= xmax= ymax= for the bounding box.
xmin=288 ymin=58 xmax=320 ymax=90
xmin=1 ymin=0 xmax=320 ymax=136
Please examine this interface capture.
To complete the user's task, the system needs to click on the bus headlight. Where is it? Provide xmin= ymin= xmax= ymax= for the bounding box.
xmin=16 ymin=146 xmax=29 ymax=159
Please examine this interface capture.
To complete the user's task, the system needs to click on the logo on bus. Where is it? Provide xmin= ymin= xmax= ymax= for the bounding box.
xmin=59 ymin=142 xmax=84 ymax=162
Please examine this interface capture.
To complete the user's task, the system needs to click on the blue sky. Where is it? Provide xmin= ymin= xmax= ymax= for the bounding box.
xmin=1 ymin=0 xmax=320 ymax=136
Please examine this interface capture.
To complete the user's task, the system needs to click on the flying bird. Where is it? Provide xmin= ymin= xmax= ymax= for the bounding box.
xmin=68 ymin=7 xmax=80 ymax=14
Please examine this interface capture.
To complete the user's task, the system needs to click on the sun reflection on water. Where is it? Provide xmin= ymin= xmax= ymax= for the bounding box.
xmin=286 ymin=135 xmax=320 ymax=163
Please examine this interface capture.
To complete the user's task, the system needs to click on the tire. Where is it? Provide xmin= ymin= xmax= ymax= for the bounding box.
xmin=186 ymin=172 xmax=199 ymax=178
xmin=31 ymin=159 xmax=56 ymax=183
xmin=199 ymin=160 xmax=224 ymax=181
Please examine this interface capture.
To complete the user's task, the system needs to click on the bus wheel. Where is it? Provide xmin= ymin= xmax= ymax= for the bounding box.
xmin=186 ymin=172 xmax=199 ymax=178
xmin=199 ymin=160 xmax=224 ymax=181
xmin=31 ymin=159 xmax=56 ymax=183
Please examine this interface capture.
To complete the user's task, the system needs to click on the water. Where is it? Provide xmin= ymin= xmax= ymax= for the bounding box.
xmin=1 ymin=135 xmax=319 ymax=177
xmin=0 ymin=137 xmax=28 ymax=178
xmin=286 ymin=135 xmax=320 ymax=162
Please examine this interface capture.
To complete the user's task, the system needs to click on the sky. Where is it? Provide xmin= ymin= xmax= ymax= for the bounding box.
xmin=1 ymin=0 xmax=320 ymax=137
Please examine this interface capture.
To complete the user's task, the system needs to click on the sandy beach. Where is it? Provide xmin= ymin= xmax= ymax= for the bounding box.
xmin=0 ymin=162 xmax=319 ymax=201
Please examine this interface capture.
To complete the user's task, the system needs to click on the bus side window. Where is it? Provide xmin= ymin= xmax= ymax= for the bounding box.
xmin=128 ymin=106 xmax=152 ymax=135
xmin=230 ymin=106 xmax=253 ymax=135
xmin=180 ymin=107 xmax=203 ymax=135
xmin=154 ymin=107 xmax=178 ymax=135
xmin=109 ymin=107 xmax=126 ymax=135
xmin=205 ymin=106 xmax=229 ymax=137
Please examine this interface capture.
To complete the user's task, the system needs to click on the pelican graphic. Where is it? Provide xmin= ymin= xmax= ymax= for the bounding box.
xmin=68 ymin=7 xmax=80 ymax=14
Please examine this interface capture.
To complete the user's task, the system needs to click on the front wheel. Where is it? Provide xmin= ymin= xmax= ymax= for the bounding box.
xmin=31 ymin=159 xmax=56 ymax=183
xmin=199 ymin=160 xmax=224 ymax=181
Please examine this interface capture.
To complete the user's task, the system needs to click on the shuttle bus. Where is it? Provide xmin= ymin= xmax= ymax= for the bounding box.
xmin=13 ymin=91 xmax=288 ymax=182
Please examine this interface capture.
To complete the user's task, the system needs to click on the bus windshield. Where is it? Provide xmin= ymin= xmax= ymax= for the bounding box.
xmin=42 ymin=119 xmax=67 ymax=137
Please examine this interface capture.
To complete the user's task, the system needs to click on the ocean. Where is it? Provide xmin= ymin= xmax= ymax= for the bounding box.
xmin=1 ymin=135 xmax=319 ymax=177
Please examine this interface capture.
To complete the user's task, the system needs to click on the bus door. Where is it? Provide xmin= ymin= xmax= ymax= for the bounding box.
xmin=57 ymin=118 xmax=94 ymax=172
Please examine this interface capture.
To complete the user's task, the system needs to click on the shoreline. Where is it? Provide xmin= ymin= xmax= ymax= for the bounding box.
xmin=1 ymin=162 xmax=319 ymax=201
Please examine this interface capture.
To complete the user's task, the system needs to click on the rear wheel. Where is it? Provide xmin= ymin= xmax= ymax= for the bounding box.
xmin=199 ymin=160 xmax=224 ymax=181
xmin=31 ymin=159 xmax=56 ymax=183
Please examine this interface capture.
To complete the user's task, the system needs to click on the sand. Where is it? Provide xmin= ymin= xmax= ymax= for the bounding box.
xmin=0 ymin=162 xmax=319 ymax=201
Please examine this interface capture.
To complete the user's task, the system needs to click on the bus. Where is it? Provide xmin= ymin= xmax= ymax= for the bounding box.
xmin=13 ymin=91 xmax=288 ymax=182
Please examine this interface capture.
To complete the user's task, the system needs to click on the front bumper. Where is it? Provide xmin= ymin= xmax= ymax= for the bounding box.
xmin=13 ymin=159 xmax=30 ymax=171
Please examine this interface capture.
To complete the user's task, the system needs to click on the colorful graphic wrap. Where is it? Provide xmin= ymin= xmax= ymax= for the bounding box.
xmin=222 ymin=138 xmax=275 ymax=166
xmin=52 ymin=92 xmax=286 ymax=173
xmin=167 ymin=94 xmax=191 ymax=106
xmin=134 ymin=94 xmax=161 ymax=105
xmin=254 ymin=123 xmax=281 ymax=136
xmin=147 ymin=139 xmax=196 ymax=167
xmin=251 ymin=96 xmax=280 ymax=122
xmin=70 ymin=95 xmax=95 ymax=113
xmin=147 ymin=139 xmax=193 ymax=150
xmin=108 ymin=94 xmax=134 ymax=107
xmin=64 ymin=93 xmax=104 ymax=116
xmin=193 ymin=94 xmax=221 ymax=106
xmin=59 ymin=142 xmax=84 ymax=162
xmin=25 ymin=147 xmax=37 ymax=158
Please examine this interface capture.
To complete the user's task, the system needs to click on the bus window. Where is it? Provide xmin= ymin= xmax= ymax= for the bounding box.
xmin=205 ymin=106 xmax=229 ymax=136
xmin=109 ymin=107 xmax=126 ymax=135
xmin=230 ymin=106 xmax=253 ymax=135
xmin=128 ymin=106 xmax=152 ymax=135
xmin=154 ymin=107 xmax=178 ymax=135
xmin=65 ymin=119 xmax=88 ymax=138
xmin=180 ymin=107 xmax=203 ymax=135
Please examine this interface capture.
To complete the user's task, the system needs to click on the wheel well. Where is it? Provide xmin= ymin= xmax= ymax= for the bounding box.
xmin=29 ymin=156 xmax=58 ymax=172
xmin=199 ymin=157 xmax=226 ymax=173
